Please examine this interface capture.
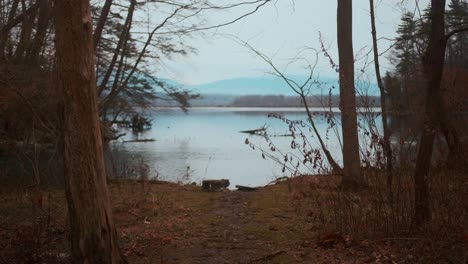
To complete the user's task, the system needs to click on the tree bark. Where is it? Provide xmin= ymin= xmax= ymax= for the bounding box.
xmin=337 ymin=0 xmax=362 ymax=190
xmin=53 ymin=0 xmax=124 ymax=262
xmin=413 ymin=0 xmax=447 ymax=226
xmin=369 ymin=0 xmax=393 ymax=187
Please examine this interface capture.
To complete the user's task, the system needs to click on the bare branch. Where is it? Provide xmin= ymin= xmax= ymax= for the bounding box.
xmin=232 ymin=36 xmax=343 ymax=173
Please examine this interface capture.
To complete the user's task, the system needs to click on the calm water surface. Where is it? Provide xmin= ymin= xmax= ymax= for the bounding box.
xmin=108 ymin=107 xmax=380 ymax=188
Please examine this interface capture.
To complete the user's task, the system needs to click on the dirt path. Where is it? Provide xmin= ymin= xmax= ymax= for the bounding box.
xmin=164 ymin=191 xmax=292 ymax=264
xmin=148 ymin=182 xmax=468 ymax=264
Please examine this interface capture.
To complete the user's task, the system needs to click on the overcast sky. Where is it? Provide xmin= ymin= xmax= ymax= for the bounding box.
xmin=158 ymin=0 xmax=430 ymax=85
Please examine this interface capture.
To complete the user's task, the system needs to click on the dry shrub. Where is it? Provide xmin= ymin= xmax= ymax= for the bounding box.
xmin=288 ymin=168 xmax=466 ymax=240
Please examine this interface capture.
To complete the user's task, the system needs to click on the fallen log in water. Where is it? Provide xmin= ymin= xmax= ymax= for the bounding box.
xmin=122 ymin=138 xmax=156 ymax=143
xmin=239 ymin=126 xmax=267 ymax=135
xmin=108 ymin=133 xmax=127 ymax=141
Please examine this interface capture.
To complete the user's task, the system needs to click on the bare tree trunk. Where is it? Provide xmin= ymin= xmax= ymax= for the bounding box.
xmin=369 ymin=0 xmax=393 ymax=187
xmin=0 ymin=1 xmax=39 ymax=37
xmin=337 ymin=0 xmax=362 ymax=190
xmin=101 ymin=3 xmax=184 ymax=112
xmin=93 ymin=0 xmax=112 ymax=49
xmin=413 ymin=0 xmax=447 ymax=226
xmin=0 ymin=0 xmax=20 ymax=61
xmin=53 ymin=0 xmax=124 ymax=262
xmin=14 ymin=0 xmax=37 ymax=63
xmin=26 ymin=0 xmax=49 ymax=65
xmin=439 ymin=84 xmax=462 ymax=166
xmin=97 ymin=0 xmax=135 ymax=97
xmin=440 ymin=116 xmax=461 ymax=165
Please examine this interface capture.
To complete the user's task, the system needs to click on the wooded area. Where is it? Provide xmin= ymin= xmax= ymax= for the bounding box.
xmin=0 ymin=0 xmax=467 ymax=263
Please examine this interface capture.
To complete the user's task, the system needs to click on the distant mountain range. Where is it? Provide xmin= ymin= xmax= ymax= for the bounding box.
xmin=184 ymin=75 xmax=380 ymax=96
xmin=153 ymin=75 xmax=380 ymax=107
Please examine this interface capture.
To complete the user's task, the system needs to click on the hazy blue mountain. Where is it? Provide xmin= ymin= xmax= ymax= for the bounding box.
xmin=184 ymin=75 xmax=379 ymax=96
xmin=153 ymin=75 xmax=380 ymax=107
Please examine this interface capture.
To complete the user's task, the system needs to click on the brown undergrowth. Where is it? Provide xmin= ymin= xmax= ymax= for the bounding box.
xmin=285 ymin=170 xmax=467 ymax=263
xmin=0 ymin=173 xmax=466 ymax=263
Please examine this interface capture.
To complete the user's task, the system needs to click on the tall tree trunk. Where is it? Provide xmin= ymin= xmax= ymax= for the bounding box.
xmin=369 ymin=0 xmax=393 ymax=187
xmin=337 ymin=0 xmax=362 ymax=190
xmin=413 ymin=0 xmax=447 ymax=226
xmin=53 ymin=0 xmax=124 ymax=262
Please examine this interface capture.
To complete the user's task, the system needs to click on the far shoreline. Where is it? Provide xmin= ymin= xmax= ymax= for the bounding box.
xmin=151 ymin=106 xmax=382 ymax=113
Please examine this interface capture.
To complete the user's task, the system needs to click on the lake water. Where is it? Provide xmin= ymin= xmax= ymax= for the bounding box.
xmin=108 ymin=107 xmax=382 ymax=188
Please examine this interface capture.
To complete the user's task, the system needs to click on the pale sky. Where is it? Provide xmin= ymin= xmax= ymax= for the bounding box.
xmin=156 ymin=0 xmax=430 ymax=85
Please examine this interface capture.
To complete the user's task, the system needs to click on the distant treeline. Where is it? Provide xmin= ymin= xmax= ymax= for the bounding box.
xmin=154 ymin=94 xmax=381 ymax=107
xmin=230 ymin=95 xmax=381 ymax=107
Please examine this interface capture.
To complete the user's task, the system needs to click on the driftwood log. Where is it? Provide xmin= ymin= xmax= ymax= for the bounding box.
xmin=235 ymin=185 xmax=258 ymax=192
xmin=202 ymin=179 xmax=230 ymax=192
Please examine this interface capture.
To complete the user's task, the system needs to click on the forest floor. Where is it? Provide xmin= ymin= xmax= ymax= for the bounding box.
xmin=0 ymin=177 xmax=466 ymax=263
